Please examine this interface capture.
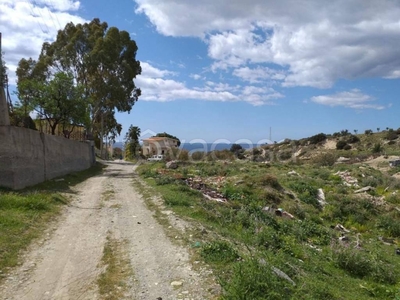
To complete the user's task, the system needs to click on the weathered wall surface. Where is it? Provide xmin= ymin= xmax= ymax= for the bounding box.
xmin=0 ymin=126 xmax=95 ymax=190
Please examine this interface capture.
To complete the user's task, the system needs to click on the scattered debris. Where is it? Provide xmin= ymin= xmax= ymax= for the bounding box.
xmin=334 ymin=170 xmax=359 ymax=187
xmin=262 ymin=207 xmax=295 ymax=219
xmin=334 ymin=224 xmax=350 ymax=233
xmin=379 ymin=236 xmax=395 ymax=245
xmin=288 ymin=170 xmax=300 ymax=176
xmin=339 ymin=235 xmax=349 ymax=242
xmin=396 ymin=249 xmax=400 ymax=255
xmin=185 ymin=177 xmax=228 ymax=203
xmin=389 ymin=159 xmax=400 ymax=167
xmin=337 ymin=157 xmax=351 ymax=163
xmin=354 ymin=186 xmax=374 ymax=194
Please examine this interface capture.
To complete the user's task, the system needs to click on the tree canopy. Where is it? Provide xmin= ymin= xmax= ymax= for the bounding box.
xmin=16 ymin=18 xmax=141 ymax=140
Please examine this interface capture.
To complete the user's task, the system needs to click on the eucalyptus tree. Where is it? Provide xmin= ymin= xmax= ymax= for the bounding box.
xmin=37 ymin=18 xmax=141 ymax=139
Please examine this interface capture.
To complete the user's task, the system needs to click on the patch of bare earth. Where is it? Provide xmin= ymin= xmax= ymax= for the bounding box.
xmin=0 ymin=161 xmax=217 ymax=300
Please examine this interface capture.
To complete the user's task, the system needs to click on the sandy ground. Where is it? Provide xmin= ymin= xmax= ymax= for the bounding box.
xmin=0 ymin=161 xmax=215 ymax=300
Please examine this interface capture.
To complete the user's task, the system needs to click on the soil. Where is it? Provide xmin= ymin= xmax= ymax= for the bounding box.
xmin=0 ymin=161 xmax=216 ymax=300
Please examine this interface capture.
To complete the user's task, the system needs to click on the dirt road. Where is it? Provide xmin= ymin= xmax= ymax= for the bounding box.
xmin=0 ymin=161 xmax=215 ymax=300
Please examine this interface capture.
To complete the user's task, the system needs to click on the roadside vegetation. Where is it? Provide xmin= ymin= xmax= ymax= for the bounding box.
xmin=137 ymin=130 xmax=400 ymax=299
xmin=0 ymin=162 xmax=105 ymax=282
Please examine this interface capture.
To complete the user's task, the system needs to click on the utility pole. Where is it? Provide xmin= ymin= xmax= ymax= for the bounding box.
xmin=0 ymin=32 xmax=11 ymax=126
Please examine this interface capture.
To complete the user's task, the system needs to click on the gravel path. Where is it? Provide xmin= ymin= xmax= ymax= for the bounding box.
xmin=0 ymin=161 xmax=215 ymax=300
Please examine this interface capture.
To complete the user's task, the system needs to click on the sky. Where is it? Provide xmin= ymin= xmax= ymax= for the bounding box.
xmin=1 ymin=0 xmax=400 ymax=144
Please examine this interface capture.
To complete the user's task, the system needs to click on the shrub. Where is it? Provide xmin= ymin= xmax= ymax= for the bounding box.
xmin=336 ymin=140 xmax=348 ymax=150
xmin=365 ymin=129 xmax=373 ymax=135
xmin=372 ymin=143 xmax=383 ymax=153
xmin=258 ymin=174 xmax=282 ymax=190
xmin=308 ymin=133 xmax=327 ymax=145
xmin=312 ymin=153 xmax=336 ymax=166
xmin=334 ymin=247 xmax=373 ymax=277
xmin=230 ymin=144 xmax=243 ymax=153
xmin=347 ymin=135 xmax=360 ymax=143
xmin=191 ymin=151 xmax=205 ymax=161
xmin=385 ymin=131 xmax=398 ymax=141
xmin=343 ymin=144 xmax=352 ymax=150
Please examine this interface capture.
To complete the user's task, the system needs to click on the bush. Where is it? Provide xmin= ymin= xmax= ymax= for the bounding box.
xmin=191 ymin=151 xmax=205 ymax=161
xmin=308 ymin=133 xmax=327 ymax=145
xmin=334 ymin=247 xmax=373 ymax=277
xmin=385 ymin=131 xmax=398 ymax=141
xmin=347 ymin=135 xmax=360 ymax=143
xmin=336 ymin=140 xmax=348 ymax=150
xmin=372 ymin=143 xmax=382 ymax=153
xmin=230 ymin=144 xmax=243 ymax=153
xmin=312 ymin=153 xmax=336 ymax=166
xmin=365 ymin=129 xmax=373 ymax=135
xmin=343 ymin=144 xmax=352 ymax=150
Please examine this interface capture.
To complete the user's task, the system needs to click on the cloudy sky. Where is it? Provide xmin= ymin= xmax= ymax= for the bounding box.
xmin=1 ymin=0 xmax=400 ymax=143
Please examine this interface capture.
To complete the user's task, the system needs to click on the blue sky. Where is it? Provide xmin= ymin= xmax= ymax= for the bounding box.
xmin=2 ymin=0 xmax=400 ymax=144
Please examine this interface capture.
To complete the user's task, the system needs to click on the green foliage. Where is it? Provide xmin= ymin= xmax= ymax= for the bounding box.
xmin=372 ymin=143 xmax=383 ymax=153
xmin=201 ymin=241 xmax=239 ymax=264
xmin=336 ymin=140 xmax=348 ymax=150
xmin=312 ymin=153 xmax=336 ymax=166
xmin=221 ymin=258 xmax=293 ymax=300
xmin=347 ymin=134 xmax=360 ymax=143
xmin=33 ymin=18 xmax=141 ymax=139
xmin=385 ymin=131 xmax=398 ymax=141
xmin=230 ymin=144 xmax=243 ymax=153
xmin=124 ymin=125 xmax=140 ymax=159
xmin=377 ymin=214 xmax=400 ymax=237
xmin=16 ymin=69 xmax=88 ymax=135
xmin=365 ymin=129 xmax=373 ymax=135
xmin=308 ymin=133 xmax=327 ymax=145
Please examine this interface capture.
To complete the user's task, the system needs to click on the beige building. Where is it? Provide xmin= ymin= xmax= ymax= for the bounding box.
xmin=142 ymin=137 xmax=179 ymax=156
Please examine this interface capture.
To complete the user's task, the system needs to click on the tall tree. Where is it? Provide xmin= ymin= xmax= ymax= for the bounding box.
xmin=124 ymin=125 xmax=141 ymax=159
xmin=37 ymin=18 xmax=141 ymax=139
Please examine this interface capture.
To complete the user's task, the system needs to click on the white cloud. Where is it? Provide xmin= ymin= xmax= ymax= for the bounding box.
xmin=137 ymin=62 xmax=283 ymax=106
xmin=0 ymin=0 xmax=87 ymax=85
xmin=190 ymin=74 xmax=202 ymax=80
xmin=135 ymin=0 xmax=400 ymax=88
xmin=233 ymin=66 xmax=286 ymax=83
xmin=310 ymin=89 xmax=385 ymax=110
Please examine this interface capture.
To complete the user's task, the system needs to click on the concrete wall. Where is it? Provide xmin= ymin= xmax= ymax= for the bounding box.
xmin=0 ymin=126 xmax=95 ymax=190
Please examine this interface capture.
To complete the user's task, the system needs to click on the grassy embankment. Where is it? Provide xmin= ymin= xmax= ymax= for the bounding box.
xmin=0 ymin=162 xmax=105 ymax=281
xmin=137 ymin=149 xmax=400 ymax=300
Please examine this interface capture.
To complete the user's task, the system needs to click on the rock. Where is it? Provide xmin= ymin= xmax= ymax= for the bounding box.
xmin=272 ymin=267 xmax=296 ymax=286
xmin=166 ymin=161 xmax=178 ymax=169
xmin=171 ymin=281 xmax=183 ymax=287
xmin=337 ymin=157 xmax=350 ymax=163
xmin=334 ymin=224 xmax=350 ymax=233
xmin=354 ymin=186 xmax=374 ymax=193
xmin=288 ymin=170 xmax=300 ymax=176
xmin=316 ymin=188 xmax=327 ymax=206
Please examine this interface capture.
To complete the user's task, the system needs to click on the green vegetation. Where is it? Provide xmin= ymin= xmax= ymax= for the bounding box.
xmin=15 ymin=18 xmax=141 ymax=142
xmin=137 ymin=134 xmax=400 ymax=300
xmin=97 ymin=234 xmax=133 ymax=300
xmin=0 ymin=163 xmax=105 ymax=281
xmin=124 ymin=125 xmax=141 ymax=159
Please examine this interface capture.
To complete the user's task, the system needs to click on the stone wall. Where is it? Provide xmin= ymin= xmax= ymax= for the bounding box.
xmin=0 ymin=126 xmax=95 ymax=190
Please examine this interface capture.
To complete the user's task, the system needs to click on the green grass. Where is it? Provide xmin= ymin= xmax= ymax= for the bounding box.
xmin=0 ymin=162 xmax=105 ymax=281
xmin=137 ymin=159 xmax=400 ymax=299
xmin=97 ymin=233 xmax=133 ymax=300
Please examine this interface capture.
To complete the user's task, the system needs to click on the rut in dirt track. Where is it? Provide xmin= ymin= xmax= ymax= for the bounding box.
xmin=0 ymin=161 xmax=214 ymax=300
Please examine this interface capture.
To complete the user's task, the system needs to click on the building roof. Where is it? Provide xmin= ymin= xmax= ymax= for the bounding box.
xmin=143 ymin=137 xmax=177 ymax=141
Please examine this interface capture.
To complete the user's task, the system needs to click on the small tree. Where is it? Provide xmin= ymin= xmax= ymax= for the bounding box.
xmin=354 ymin=129 xmax=358 ymax=134
xmin=377 ymin=128 xmax=380 ymax=132
xmin=124 ymin=125 xmax=141 ymax=159
xmin=365 ymin=129 xmax=373 ymax=135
